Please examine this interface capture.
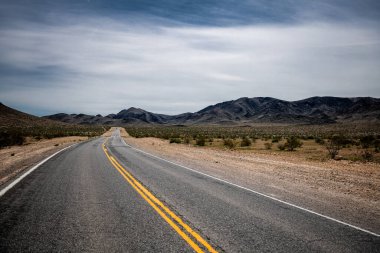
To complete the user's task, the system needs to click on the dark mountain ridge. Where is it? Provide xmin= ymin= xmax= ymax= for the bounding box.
xmin=0 ymin=102 xmax=67 ymax=128
xmin=43 ymin=96 xmax=380 ymax=125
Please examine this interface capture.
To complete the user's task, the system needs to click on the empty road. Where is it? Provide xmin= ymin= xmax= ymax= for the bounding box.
xmin=0 ymin=129 xmax=379 ymax=252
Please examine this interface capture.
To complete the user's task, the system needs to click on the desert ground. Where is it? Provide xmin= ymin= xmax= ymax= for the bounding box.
xmin=121 ymin=128 xmax=380 ymax=232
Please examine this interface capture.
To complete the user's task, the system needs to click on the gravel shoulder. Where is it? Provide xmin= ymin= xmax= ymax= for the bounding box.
xmin=0 ymin=136 xmax=88 ymax=188
xmin=122 ymin=130 xmax=380 ymax=233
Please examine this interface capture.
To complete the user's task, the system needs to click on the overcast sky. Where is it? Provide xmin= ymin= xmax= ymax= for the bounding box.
xmin=0 ymin=0 xmax=379 ymax=116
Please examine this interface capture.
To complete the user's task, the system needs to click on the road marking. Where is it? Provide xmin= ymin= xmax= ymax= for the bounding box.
xmin=121 ymin=140 xmax=380 ymax=237
xmin=0 ymin=144 xmax=76 ymax=198
xmin=102 ymin=143 xmax=218 ymax=253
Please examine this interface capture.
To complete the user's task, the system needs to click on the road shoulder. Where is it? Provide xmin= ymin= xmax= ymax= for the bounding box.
xmin=0 ymin=136 xmax=87 ymax=188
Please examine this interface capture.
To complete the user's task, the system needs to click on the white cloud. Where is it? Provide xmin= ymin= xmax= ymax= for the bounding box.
xmin=0 ymin=18 xmax=379 ymax=115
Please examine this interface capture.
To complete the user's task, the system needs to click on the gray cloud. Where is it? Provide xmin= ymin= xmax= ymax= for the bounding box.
xmin=0 ymin=17 xmax=379 ymax=115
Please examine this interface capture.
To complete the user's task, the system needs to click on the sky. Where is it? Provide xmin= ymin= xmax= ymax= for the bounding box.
xmin=0 ymin=1 xmax=380 ymax=116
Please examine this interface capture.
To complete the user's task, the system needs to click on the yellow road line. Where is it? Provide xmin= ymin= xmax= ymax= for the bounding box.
xmin=102 ymin=143 xmax=218 ymax=253
xmin=109 ymin=156 xmax=218 ymax=253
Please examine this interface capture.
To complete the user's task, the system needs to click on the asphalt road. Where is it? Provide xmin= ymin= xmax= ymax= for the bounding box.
xmin=0 ymin=129 xmax=379 ymax=252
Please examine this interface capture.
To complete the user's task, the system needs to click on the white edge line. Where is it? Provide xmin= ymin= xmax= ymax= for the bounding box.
xmin=0 ymin=144 xmax=77 ymax=198
xmin=120 ymin=138 xmax=379 ymax=237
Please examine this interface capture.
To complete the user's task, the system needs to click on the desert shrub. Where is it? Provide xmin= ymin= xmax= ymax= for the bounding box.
xmin=196 ymin=136 xmax=206 ymax=146
xmin=0 ymin=131 xmax=25 ymax=148
xmin=284 ymin=136 xmax=303 ymax=151
xmin=326 ymin=135 xmax=345 ymax=159
xmin=277 ymin=143 xmax=286 ymax=151
xmin=184 ymin=136 xmax=191 ymax=144
xmin=250 ymin=136 xmax=258 ymax=143
xmin=336 ymin=136 xmax=354 ymax=147
xmin=162 ymin=134 xmax=170 ymax=140
xmin=264 ymin=142 xmax=272 ymax=150
xmin=224 ymin=138 xmax=235 ymax=149
xmin=240 ymin=136 xmax=252 ymax=147
xmin=359 ymin=135 xmax=377 ymax=161
xmin=374 ymin=138 xmax=380 ymax=152
xmin=169 ymin=138 xmax=181 ymax=144
xmin=315 ymin=136 xmax=325 ymax=145
xmin=360 ymin=135 xmax=375 ymax=149
xmin=361 ymin=150 xmax=373 ymax=161
xmin=271 ymin=135 xmax=282 ymax=143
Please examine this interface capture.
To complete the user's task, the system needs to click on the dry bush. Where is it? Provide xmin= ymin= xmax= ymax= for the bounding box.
xmin=284 ymin=136 xmax=303 ymax=151
xmin=169 ymin=138 xmax=181 ymax=144
xmin=326 ymin=135 xmax=344 ymax=159
xmin=240 ymin=136 xmax=252 ymax=147
xmin=264 ymin=142 xmax=272 ymax=150
xmin=224 ymin=138 xmax=235 ymax=149
xmin=196 ymin=136 xmax=206 ymax=146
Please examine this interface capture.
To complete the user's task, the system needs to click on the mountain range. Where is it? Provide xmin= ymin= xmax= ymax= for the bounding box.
xmin=43 ymin=96 xmax=380 ymax=125
xmin=0 ymin=102 xmax=66 ymax=128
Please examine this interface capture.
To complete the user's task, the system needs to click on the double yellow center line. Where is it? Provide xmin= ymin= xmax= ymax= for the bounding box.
xmin=102 ymin=142 xmax=218 ymax=253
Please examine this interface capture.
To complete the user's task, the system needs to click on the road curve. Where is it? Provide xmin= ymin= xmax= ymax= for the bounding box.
xmin=0 ymin=129 xmax=379 ymax=252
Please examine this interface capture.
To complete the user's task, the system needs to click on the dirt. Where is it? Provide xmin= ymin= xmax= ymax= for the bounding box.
xmin=122 ymin=130 xmax=380 ymax=232
xmin=0 ymin=136 xmax=88 ymax=187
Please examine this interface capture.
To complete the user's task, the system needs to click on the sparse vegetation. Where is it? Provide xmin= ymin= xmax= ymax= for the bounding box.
xmin=359 ymin=135 xmax=379 ymax=161
xmin=125 ymin=124 xmax=380 ymax=163
xmin=0 ymin=131 xmax=25 ymax=148
xmin=224 ymin=138 xmax=235 ymax=149
xmin=315 ymin=136 xmax=325 ymax=145
xmin=196 ymin=136 xmax=206 ymax=146
xmin=0 ymin=126 xmax=108 ymax=148
xmin=184 ymin=136 xmax=191 ymax=144
xmin=240 ymin=136 xmax=252 ymax=147
xmin=169 ymin=137 xmax=181 ymax=144
xmin=360 ymin=135 xmax=376 ymax=149
xmin=264 ymin=142 xmax=272 ymax=150
xmin=326 ymin=135 xmax=344 ymax=159
xmin=271 ymin=135 xmax=282 ymax=143
xmin=361 ymin=150 xmax=373 ymax=162
xmin=283 ymin=136 xmax=303 ymax=151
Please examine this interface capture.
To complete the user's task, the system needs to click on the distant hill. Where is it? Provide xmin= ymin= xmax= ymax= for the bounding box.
xmin=0 ymin=103 xmax=65 ymax=128
xmin=44 ymin=107 xmax=171 ymax=126
xmin=44 ymin=96 xmax=380 ymax=125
